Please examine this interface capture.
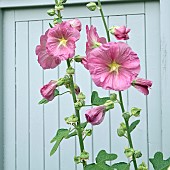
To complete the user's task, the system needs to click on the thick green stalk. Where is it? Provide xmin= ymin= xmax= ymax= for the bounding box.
xmin=97 ymin=0 xmax=138 ymax=169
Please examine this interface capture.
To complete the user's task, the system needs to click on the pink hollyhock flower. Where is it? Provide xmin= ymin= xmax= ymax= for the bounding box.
xmin=86 ymin=25 xmax=107 ymax=55
xmin=35 ymin=30 xmax=61 ymax=69
xmin=68 ymin=19 xmax=82 ymax=32
xmin=81 ymin=56 xmax=89 ymax=70
xmin=40 ymin=80 xmax=57 ymax=101
xmin=111 ymin=26 xmax=130 ymax=40
xmin=47 ymin=21 xmax=80 ymax=61
xmin=85 ymin=106 xmax=106 ymax=125
xmin=87 ymin=42 xmax=140 ymax=91
xmin=132 ymin=77 xmax=152 ymax=95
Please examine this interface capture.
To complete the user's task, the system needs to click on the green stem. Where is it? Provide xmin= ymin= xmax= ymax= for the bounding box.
xmin=97 ymin=0 xmax=138 ymax=169
xmin=119 ymin=92 xmax=138 ymax=170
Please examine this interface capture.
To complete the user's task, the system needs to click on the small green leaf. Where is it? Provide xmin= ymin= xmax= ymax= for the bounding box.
xmin=50 ymin=129 xmax=69 ymax=156
xmin=96 ymin=150 xmax=117 ymax=163
xmin=91 ymin=91 xmax=110 ymax=106
xmin=149 ymin=152 xmax=170 ymax=170
xmin=54 ymin=89 xmax=60 ymax=96
xmin=111 ymin=162 xmax=130 ymax=170
xmin=38 ymin=98 xmax=49 ymax=105
xmin=81 ymin=122 xmax=88 ymax=128
xmin=129 ymin=120 xmax=140 ymax=133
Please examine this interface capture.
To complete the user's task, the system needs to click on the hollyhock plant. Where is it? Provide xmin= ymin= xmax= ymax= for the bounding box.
xmin=87 ymin=42 xmax=140 ymax=91
xmin=110 ymin=26 xmax=131 ymax=40
xmin=86 ymin=25 xmax=107 ymax=55
xmin=40 ymin=80 xmax=57 ymax=101
xmin=35 ymin=30 xmax=61 ymax=69
xmin=85 ymin=105 xmax=106 ymax=125
xmin=132 ymin=77 xmax=152 ymax=95
xmin=47 ymin=21 xmax=80 ymax=60
xmin=68 ymin=19 xmax=82 ymax=32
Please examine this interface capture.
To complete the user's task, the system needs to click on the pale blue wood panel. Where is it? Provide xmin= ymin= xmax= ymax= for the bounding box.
xmin=109 ymin=15 xmax=128 ymax=163
xmin=3 ymin=10 xmax=16 ymax=170
xmin=16 ymin=22 xmax=29 ymax=170
xmin=145 ymin=1 xmax=162 ymax=161
xmin=43 ymin=20 xmax=60 ymax=170
xmin=29 ymin=21 xmax=44 ymax=170
xmin=74 ymin=17 xmax=93 ymax=168
xmin=127 ymin=14 xmax=149 ymax=166
xmin=91 ymin=16 xmax=111 ymax=159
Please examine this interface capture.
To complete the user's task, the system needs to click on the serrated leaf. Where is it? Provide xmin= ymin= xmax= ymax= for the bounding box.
xmin=38 ymin=98 xmax=49 ymax=104
xmin=129 ymin=120 xmax=140 ymax=133
xmin=149 ymin=152 xmax=170 ymax=170
xmin=91 ymin=91 xmax=110 ymax=106
xmin=111 ymin=162 xmax=130 ymax=170
xmin=50 ymin=129 xmax=69 ymax=156
xmin=96 ymin=150 xmax=117 ymax=163
xmin=65 ymin=130 xmax=77 ymax=139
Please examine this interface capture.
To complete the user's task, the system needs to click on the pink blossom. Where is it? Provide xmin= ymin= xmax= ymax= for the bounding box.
xmin=47 ymin=21 xmax=80 ymax=61
xmin=86 ymin=25 xmax=107 ymax=55
xmin=132 ymin=78 xmax=152 ymax=95
xmin=81 ymin=56 xmax=89 ymax=70
xmin=85 ymin=106 xmax=106 ymax=125
xmin=112 ymin=26 xmax=131 ymax=40
xmin=35 ymin=30 xmax=61 ymax=69
xmin=87 ymin=42 xmax=140 ymax=91
xmin=40 ymin=80 xmax=57 ymax=101
xmin=68 ymin=19 xmax=82 ymax=32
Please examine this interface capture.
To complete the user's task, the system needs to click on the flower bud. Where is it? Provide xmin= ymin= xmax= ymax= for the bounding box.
xmin=138 ymin=162 xmax=148 ymax=170
xmin=80 ymin=151 xmax=89 ymax=161
xmin=84 ymin=129 xmax=92 ymax=136
xmin=65 ymin=114 xmax=78 ymax=125
xmin=124 ymin=148 xmax=134 ymax=158
xmin=74 ymin=55 xmax=83 ymax=62
xmin=55 ymin=5 xmax=64 ymax=11
xmin=110 ymin=93 xmax=117 ymax=102
xmin=74 ymin=84 xmax=80 ymax=95
xmin=86 ymin=2 xmax=97 ymax=11
xmin=104 ymin=100 xmax=114 ymax=111
xmin=66 ymin=67 xmax=75 ymax=75
xmin=131 ymin=107 xmax=141 ymax=117
xmin=134 ymin=150 xmax=142 ymax=158
xmin=122 ymin=112 xmax=131 ymax=121
xmin=74 ymin=99 xmax=85 ymax=109
xmin=74 ymin=156 xmax=81 ymax=164
xmin=47 ymin=9 xmax=56 ymax=16
xmin=77 ymin=92 xmax=86 ymax=100
xmin=63 ymin=75 xmax=70 ymax=85
xmin=117 ymin=128 xmax=125 ymax=137
xmin=120 ymin=122 xmax=126 ymax=131
xmin=57 ymin=78 xmax=65 ymax=86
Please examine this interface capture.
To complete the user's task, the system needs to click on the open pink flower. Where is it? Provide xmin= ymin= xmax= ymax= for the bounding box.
xmin=86 ymin=25 xmax=107 ymax=55
xmin=87 ymin=42 xmax=140 ymax=91
xmin=47 ymin=21 xmax=80 ymax=61
xmin=111 ymin=26 xmax=130 ymax=40
xmin=85 ymin=106 xmax=106 ymax=125
xmin=68 ymin=19 xmax=82 ymax=32
xmin=81 ymin=56 xmax=89 ymax=70
xmin=132 ymin=78 xmax=152 ymax=95
xmin=35 ymin=30 xmax=61 ymax=69
xmin=40 ymin=80 xmax=57 ymax=101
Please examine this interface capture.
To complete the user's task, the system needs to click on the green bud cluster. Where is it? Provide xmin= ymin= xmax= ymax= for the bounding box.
xmin=134 ymin=150 xmax=142 ymax=158
xmin=104 ymin=100 xmax=114 ymax=111
xmin=74 ymin=150 xmax=89 ymax=164
xmin=138 ymin=162 xmax=148 ymax=170
xmin=117 ymin=122 xmax=126 ymax=137
xmin=65 ymin=114 xmax=78 ymax=125
xmin=110 ymin=93 xmax=117 ymax=102
xmin=83 ymin=129 xmax=92 ymax=137
xmin=77 ymin=92 xmax=86 ymax=100
xmin=124 ymin=147 xmax=134 ymax=158
xmin=74 ymin=99 xmax=85 ymax=110
xmin=66 ymin=67 xmax=75 ymax=75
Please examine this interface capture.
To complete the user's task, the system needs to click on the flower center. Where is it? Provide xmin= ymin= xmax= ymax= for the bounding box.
xmin=92 ymin=41 xmax=101 ymax=49
xmin=59 ymin=37 xmax=67 ymax=46
xmin=109 ymin=62 xmax=120 ymax=73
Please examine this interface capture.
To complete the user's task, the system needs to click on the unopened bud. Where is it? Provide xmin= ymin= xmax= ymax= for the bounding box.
xmin=77 ymin=92 xmax=86 ymax=100
xmin=74 ymin=99 xmax=85 ymax=109
xmin=80 ymin=151 xmax=89 ymax=161
xmin=57 ymin=78 xmax=65 ymax=86
xmin=138 ymin=162 xmax=148 ymax=170
xmin=86 ymin=2 xmax=97 ymax=11
xmin=131 ymin=107 xmax=141 ymax=117
xmin=135 ymin=150 xmax=142 ymax=158
xmin=65 ymin=114 xmax=78 ymax=125
xmin=120 ymin=122 xmax=126 ymax=131
xmin=109 ymin=26 xmax=119 ymax=35
xmin=66 ymin=67 xmax=75 ymax=75
xmin=122 ymin=112 xmax=131 ymax=121
xmin=84 ymin=129 xmax=92 ymax=136
xmin=74 ymin=84 xmax=80 ymax=95
xmin=124 ymin=148 xmax=134 ymax=158
xmin=110 ymin=93 xmax=117 ymax=102
xmin=117 ymin=128 xmax=125 ymax=137
xmin=74 ymin=55 xmax=83 ymax=62
xmin=74 ymin=156 xmax=81 ymax=164
xmin=104 ymin=100 xmax=114 ymax=111
xmin=55 ymin=5 xmax=64 ymax=11
xmin=47 ymin=9 xmax=56 ymax=16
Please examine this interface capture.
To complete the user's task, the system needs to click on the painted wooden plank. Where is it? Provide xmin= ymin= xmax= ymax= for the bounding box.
xmin=160 ymin=0 xmax=170 ymax=158
xmin=127 ymin=14 xmax=148 ymax=165
xmin=3 ymin=10 xmax=16 ymax=170
xmin=0 ymin=8 xmax=3 ymax=170
xmin=16 ymin=22 xmax=29 ymax=170
xmin=15 ymin=2 xmax=144 ymax=22
xmin=109 ymin=15 xmax=128 ymax=163
xmin=0 ymin=0 xmax=157 ymax=8
xmin=43 ymin=20 xmax=60 ymax=170
xmin=29 ymin=21 xmax=44 ymax=170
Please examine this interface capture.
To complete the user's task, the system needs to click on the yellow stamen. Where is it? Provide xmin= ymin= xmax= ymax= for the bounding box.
xmin=109 ymin=61 xmax=120 ymax=73
xmin=59 ymin=37 xmax=67 ymax=46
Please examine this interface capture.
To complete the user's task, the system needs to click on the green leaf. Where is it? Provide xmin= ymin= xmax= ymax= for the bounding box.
xmin=111 ymin=162 xmax=130 ymax=170
xmin=129 ymin=120 xmax=140 ymax=133
xmin=65 ymin=130 xmax=77 ymax=139
xmin=50 ymin=129 xmax=69 ymax=156
xmin=91 ymin=91 xmax=110 ymax=106
xmin=81 ymin=122 xmax=88 ymax=128
xmin=85 ymin=163 xmax=111 ymax=170
xmin=149 ymin=152 xmax=170 ymax=170
xmin=96 ymin=150 xmax=117 ymax=163
xmin=38 ymin=98 xmax=49 ymax=105
xmin=54 ymin=89 xmax=60 ymax=96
